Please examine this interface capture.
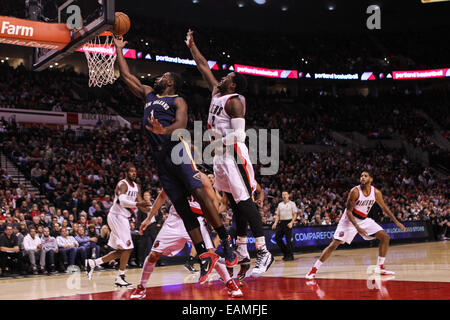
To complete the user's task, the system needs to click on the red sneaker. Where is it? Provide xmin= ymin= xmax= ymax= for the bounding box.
xmin=199 ymin=252 xmax=220 ymax=284
xmin=130 ymin=284 xmax=146 ymax=300
xmin=305 ymin=267 xmax=317 ymax=279
xmin=226 ymin=279 xmax=243 ymax=298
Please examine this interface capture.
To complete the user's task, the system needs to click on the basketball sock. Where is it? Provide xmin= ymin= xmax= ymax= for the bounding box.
xmin=236 ymin=198 xmax=264 ymax=238
xmin=313 ymin=260 xmax=323 ymax=269
xmin=194 ymin=242 xmax=207 ymax=255
xmin=139 ymin=257 xmax=155 ymax=288
xmin=118 ymin=269 xmax=125 ymax=276
xmin=215 ymin=259 xmax=231 ymax=284
xmin=255 ymin=236 xmax=267 ymax=252
xmin=236 ymin=236 xmax=249 ymax=259
xmin=94 ymin=258 xmax=103 ymax=266
xmin=377 ymin=256 xmax=386 ymax=266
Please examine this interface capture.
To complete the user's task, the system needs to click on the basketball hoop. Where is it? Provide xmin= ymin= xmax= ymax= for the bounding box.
xmin=83 ymin=31 xmax=117 ymax=87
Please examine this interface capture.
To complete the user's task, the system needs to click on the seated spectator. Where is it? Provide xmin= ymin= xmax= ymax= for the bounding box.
xmin=41 ymin=227 xmax=58 ymax=273
xmin=23 ymin=227 xmax=46 ymax=275
xmin=0 ymin=224 xmax=23 ymax=275
xmin=74 ymin=226 xmax=90 ymax=265
xmin=97 ymin=225 xmax=115 ymax=268
xmin=86 ymin=224 xmax=100 ymax=259
xmin=56 ymin=227 xmax=79 ymax=271
xmin=50 ymin=222 xmax=61 ymax=238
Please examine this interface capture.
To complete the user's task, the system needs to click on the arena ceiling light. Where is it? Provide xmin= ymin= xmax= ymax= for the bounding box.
xmin=192 ymin=0 xmax=199 ymax=3
xmin=253 ymin=0 xmax=267 ymax=4
xmin=237 ymin=1 xmax=246 ymax=8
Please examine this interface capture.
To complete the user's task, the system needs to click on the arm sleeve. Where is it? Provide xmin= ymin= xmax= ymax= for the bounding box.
xmin=118 ymin=194 xmax=137 ymax=208
xmin=221 ymin=118 xmax=246 ymax=145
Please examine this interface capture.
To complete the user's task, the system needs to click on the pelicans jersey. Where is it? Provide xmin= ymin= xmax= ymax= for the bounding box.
xmin=207 ymin=93 xmax=256 ymax=203
xmin=334 ymin=185 xmax=383 ymax=244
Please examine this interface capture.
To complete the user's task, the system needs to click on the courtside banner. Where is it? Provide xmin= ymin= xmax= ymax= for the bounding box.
xmin=393 ymin=68 xmax=450 ymax=80
xmin=210 ymin=221 xmax=430 ymax=255
xmin=76 ymin=45 xmax=137 ymax=59
xmin=0 ymin=16 xmax=70 ymax=50
xmin=235 ymin=64 xmax=298 ymax=79
xmin=155 ymin=55 xmax=218 ymax=69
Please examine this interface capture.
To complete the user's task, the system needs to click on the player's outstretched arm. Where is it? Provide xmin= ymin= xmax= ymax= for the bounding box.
xmin=200 ymin=172 xmax=219 ymax=210
xmin=345 ymin=187 xmax=369 ymax=237
xmin=185 ymin=29 xmax=218 ymax=93
xmin=113 ymin=36 xmax=153 ymax=100
xmin=375 ymin=189 xmax=406 ymax=231
xmin=139 ymin=190 xmax=167 ymax=235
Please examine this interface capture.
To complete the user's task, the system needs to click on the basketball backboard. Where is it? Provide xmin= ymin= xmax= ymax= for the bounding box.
xmin=33 ymin=0 xmax=115 ymax=71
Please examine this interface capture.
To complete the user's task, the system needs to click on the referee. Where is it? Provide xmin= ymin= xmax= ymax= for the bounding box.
xmin=272 ymin=191 xmax=298 ymax=261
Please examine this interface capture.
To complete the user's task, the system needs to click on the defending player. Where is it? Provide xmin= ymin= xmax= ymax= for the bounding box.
xmin=185 ymin=30 xmax=273 ymax=277
xmin=85 ymin=164 xmax=151 ymax=286
xmin=305 ymin=171 xmax=406 ymax=279
xmin=112 ymin=36 xmax=237 ymax=284
xmin=130 ymin=171 xmax=243 ymax=299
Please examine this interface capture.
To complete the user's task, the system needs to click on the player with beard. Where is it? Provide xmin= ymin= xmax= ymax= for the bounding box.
xmin=305 ymin=171 xmax=406 ymax=279
xmin=112 ymin=37 xmax=237 ymax=284
xmin=186 ymin=30 xmax=274 ymax=277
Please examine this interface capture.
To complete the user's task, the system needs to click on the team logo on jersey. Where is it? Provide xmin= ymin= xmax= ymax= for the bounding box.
xmin=126 ymin=240 xmax=132 ymax=247
xmin=339 ymin=232 xmax=345 ymax=237
xmin=153 ymin=240 xmax=160 ymax=248
xmin=193 ymin=172 xmax=201 ymax=181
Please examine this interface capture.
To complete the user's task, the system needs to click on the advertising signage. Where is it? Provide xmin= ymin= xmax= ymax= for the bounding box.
xmin=234 ymin=64 xmax=298 ymax=79
xmin=393 ymin=68 xmax=450 ymax=80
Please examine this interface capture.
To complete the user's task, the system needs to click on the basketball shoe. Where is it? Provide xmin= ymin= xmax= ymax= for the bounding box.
xmin=130 ymin=284 xmax=146 ymax=300
xmin=375 ymin=265 xmax=395 ymax=275
xmin=85 ymin=259 xmax=96 ymax=280
xmin=251 ymin=248 xmax=274 ymax=277
xmin=115 ymin=274 xmax=132 ymax=287
xmin=184 ymin=256 xmax=199 ymax=273
xmin=199 ymin=252 xmax=220 ymax=284
xmin=226 ymin=279 xmax=244 ymax=298
xmin=305 ymin=267 xmax=317 ymax=279
xmin=221 ymin=235 xmax=238 ymax=267
xmin=236 ymin=244 xmax=251 ymax=280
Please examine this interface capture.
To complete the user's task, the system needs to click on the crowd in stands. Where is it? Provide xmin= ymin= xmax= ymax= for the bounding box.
xmin=0 ymin=113 xmax=449 ymax=276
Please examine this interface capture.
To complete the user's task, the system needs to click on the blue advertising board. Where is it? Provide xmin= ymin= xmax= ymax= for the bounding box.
xmin=212 ymin=221 xmax=430 ymax=255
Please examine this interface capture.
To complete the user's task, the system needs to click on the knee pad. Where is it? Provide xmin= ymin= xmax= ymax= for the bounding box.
xmin=173 ymin=197 xmax=200 ymax=232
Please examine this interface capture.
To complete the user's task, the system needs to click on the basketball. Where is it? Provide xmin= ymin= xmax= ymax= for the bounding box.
xmin=113 ymin=12 xmax=131 ymax=36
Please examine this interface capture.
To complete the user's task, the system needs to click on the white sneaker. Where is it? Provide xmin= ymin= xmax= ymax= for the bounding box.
xmin=251 ymin=249 xmax=274 ymax=277
xmin=85 ymin=259 xmax=96 ymax=280
xmin=115 ymin=274 xmax=132 ymax=287
xmin=375 ymin=265 xmax=395 ymax=275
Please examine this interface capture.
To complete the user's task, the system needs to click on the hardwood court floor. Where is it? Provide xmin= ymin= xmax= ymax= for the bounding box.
xmin=0 ymin=241 xmax=448 ymax=300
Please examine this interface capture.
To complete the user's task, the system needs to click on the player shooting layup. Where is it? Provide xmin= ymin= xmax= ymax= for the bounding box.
xmin=186 ymin=30 xmax=274 ymax=277
xmin=305 ymin=171 xmax=406 ymax=279
xmin=111 ymin=36 xmax=237 ymax=283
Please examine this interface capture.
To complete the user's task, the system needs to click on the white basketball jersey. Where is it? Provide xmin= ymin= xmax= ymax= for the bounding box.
xmin=169 ymin=195 xmax=203 ymax=217
xmin=207 ymin=93 xmax=246 ymax=140
xmin=110 ymin=179 xmax=139 ymax=218
xmin=343 ymin=185 xmax=376 ymax=220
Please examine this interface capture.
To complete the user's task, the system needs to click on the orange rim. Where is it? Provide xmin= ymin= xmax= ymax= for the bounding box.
xmin=98 ymin=31 xmax=113 ymax=37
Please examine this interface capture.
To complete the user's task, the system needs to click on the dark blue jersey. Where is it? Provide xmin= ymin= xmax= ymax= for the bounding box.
xmin=143 ymin=92 xmax=179 ymax=148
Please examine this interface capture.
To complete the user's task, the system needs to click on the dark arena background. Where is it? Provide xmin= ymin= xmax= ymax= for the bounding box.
xmin=0 ymin=0 xmax=449 ymax=316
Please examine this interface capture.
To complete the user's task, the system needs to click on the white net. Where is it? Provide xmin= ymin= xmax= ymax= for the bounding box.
xmin=84 ymin=33 xmax=117 ymax=87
